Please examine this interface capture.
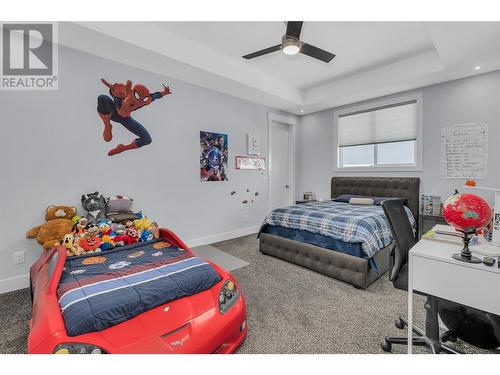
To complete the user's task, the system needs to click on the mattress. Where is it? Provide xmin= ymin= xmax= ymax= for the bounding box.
xmin=259 ymin=200 xmax=415 ymax=259
xmin=57 ymin=239 xmax=221 ymax=337
xmin=260 ymin=224 xmax=378 ymax=271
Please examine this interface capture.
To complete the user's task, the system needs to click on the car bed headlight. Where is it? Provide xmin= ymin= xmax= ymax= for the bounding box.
xmin=53 ymin=343 xmax=107 ymax=354
xmin=218 ymin=280 xmax=240 ymax=314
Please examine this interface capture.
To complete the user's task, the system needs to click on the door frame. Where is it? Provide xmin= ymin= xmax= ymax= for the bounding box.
xmin=267 ymin=112 xmax=297 ymax=211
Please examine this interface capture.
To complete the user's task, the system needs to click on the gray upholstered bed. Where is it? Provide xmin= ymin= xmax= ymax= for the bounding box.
xmin=259 ymin=176 xmax=420 ymax=289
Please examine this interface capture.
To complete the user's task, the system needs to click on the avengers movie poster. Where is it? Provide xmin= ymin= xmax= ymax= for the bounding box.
xmin=200 ymin=131 xmax=228 ymax=181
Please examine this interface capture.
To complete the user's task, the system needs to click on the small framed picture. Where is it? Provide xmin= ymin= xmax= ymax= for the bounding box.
xmin=235 ymin=156 xmax=266 ymax=170
xmin=247 ymin=134 xmax=260 ymax=155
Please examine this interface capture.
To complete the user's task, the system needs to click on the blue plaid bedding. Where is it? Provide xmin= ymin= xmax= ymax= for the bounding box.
xmin=57 ymin=239 xmax=221 ymax=337
xmin=260 ymin=201 xmax=415 ymax=258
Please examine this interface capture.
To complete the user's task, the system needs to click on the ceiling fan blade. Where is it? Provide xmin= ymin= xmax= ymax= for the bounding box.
xmin=242 ymin=44 xmax=282 ymax=60
xmin=300 ymin=43 xmax=336 ymax=63
xmin=286 ymin=21 xmax=303 ymax=39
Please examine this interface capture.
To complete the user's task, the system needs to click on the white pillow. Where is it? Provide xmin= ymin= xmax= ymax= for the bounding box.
xmin=349 ymin=197 xmax=374 ymax=206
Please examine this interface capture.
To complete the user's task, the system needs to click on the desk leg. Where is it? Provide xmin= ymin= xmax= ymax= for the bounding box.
xmin=408 ymin=252 xmax=413 ymax=354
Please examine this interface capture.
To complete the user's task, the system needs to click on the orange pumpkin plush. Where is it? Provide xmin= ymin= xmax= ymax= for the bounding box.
xmin=26 ymin=205 xmax=77 ymax=250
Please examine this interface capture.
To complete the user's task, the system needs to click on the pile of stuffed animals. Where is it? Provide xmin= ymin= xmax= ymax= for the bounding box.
xmin=26 ymin=192 xmax=160 ymax=256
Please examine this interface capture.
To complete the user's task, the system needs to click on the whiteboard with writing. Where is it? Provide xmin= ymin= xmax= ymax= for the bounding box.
xmin=441 ymin=122 xmax=488 ymax=179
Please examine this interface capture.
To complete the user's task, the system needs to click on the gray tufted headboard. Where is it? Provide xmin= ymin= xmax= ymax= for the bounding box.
xmin=330 ymin=176 xmax=420 ymax=222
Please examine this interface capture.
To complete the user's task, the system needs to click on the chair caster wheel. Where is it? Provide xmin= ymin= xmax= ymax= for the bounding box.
xmin=395 ymin=318 xmax=405 ymax=330
xmin=381 ymin=338 xmax=392 ymax=352
xmin=440 ymin=330 xmax=458 ymax=343
xmin=447 ymin=335 xmax=457 ymax=343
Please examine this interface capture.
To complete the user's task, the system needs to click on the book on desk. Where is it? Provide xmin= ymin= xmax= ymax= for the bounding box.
xmin=422 ymin=224 xmax=500 ymax=257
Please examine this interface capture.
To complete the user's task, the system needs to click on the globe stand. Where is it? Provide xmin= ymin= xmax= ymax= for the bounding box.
xmin=451 ymin=230 xmax=482 ymax=264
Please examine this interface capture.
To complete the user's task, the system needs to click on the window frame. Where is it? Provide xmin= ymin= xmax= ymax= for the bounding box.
xmin=333 ymin=93 xmax=423 ymax=172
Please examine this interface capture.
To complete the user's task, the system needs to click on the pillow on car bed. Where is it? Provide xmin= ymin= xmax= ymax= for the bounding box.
xmin=333 ymin=194 xmax=407 ymax=205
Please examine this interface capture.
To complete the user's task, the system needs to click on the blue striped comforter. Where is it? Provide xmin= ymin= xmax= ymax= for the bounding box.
xmin=260 ymin=201 xmax=415 ymax=258
xmin=57 ymin=239 xmax=221 ymax=337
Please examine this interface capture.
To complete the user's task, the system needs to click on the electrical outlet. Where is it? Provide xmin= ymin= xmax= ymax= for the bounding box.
xmin=14 ymin=251 xmax=25 ymax=265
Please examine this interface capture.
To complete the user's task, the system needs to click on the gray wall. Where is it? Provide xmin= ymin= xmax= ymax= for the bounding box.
xmin=296 ymin=70 xmax=500 ymax=202
xmin=0 ymin=45 xmax=291 ymax=292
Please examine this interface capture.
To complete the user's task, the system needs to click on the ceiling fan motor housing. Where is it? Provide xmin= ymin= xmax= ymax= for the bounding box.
xmin=242 ymin=21 xmax=335 ymax=63
xmin=281 ymin=35 xmax=302 ymax=55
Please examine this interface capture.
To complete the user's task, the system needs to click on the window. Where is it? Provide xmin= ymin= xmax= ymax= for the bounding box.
xmin=335 ymin=95 xmax=422 ymax=171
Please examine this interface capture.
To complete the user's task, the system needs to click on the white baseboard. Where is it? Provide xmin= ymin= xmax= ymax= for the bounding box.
xmin=0 ymin=273 xmax=29 ymax=294
xmin=186 ymin=226 xmax=260 ymax=248
xmin=0 ymin=226 xmax=259 ymax=294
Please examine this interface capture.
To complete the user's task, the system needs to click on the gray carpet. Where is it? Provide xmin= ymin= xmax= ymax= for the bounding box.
xmin=213 ymin=235 xmax=490 ymax=354
xmin=0 ymin=287 xmax=31 ymax=354
xmin=0 ymin=234 xmax=492 ymax=354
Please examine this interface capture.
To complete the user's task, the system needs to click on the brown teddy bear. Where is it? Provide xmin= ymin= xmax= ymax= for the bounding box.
xmin=26 ymin=205 xmax=77 ymax=250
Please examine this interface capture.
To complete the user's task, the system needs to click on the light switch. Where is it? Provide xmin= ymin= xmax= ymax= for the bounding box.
xmin=14 ymin=251 xmax=25 ymax=265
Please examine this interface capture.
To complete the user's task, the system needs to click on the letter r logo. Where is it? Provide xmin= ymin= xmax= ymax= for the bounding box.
xmin=2 ymin=23 xmax=53 ymax=75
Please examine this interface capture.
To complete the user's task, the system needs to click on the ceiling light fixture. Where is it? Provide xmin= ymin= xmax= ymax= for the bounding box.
xmin=242 ymin=21 xmax=336 ymax=63
xmin=282 ymin=36 xmax=301 ymax=55
xmin=474 ymin=66 xmax=481 ymax=70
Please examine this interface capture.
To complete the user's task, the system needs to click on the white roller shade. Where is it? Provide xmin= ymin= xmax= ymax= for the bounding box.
xmin=338 ymin=100 xmax=417 ymax=147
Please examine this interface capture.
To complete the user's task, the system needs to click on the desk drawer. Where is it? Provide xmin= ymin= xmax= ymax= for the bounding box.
xmin=412 ymin=255 xmax=500 ymax=315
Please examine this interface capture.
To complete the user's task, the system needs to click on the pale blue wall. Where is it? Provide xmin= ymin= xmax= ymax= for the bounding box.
xmin=0 ymin=44 xmax=292 ymax=292
xmin=296 ymin=71 xmax=500 ymax=201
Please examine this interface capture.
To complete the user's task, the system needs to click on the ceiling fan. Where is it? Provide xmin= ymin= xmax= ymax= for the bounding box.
xmin=242 ymin=21 xmax=336 ymax=63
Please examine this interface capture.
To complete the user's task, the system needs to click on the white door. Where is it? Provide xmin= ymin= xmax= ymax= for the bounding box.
xmin=270 ymin=121 xmax=292 ymax=209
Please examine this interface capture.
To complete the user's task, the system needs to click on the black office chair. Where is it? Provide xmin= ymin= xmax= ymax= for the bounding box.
xmin=439 ymin=299 xmax=500 ymax=350
xmin=380 ymin=199 xmax=460 ymax=354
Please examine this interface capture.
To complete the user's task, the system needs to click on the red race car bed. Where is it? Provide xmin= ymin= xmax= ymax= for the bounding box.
xmin=28 ymin=228 xmax=247 ymax=354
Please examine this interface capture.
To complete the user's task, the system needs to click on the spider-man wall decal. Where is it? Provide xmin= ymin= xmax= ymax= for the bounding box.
xmin=97 ymin=79 xmax=171 ymax=156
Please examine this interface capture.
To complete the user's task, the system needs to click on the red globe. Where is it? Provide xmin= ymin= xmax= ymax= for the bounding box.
xmin=442 ymin=193 xmax=492 ymax=233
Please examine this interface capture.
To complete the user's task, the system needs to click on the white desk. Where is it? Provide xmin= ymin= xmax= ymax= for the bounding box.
xmin=408 ymin=227 xmax=500 ymax=353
